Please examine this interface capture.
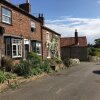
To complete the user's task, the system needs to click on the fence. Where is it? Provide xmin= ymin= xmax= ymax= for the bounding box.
xmin=61 ymin=46 xmax=88 ymax=61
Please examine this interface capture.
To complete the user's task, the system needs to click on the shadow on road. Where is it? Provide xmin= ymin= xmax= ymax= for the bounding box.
xmin=93 ymin=70 xmax=100 ymax=75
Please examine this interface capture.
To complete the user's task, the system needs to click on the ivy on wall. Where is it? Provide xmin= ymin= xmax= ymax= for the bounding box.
xmin=46 ymin=34 xmax=59 ymax=59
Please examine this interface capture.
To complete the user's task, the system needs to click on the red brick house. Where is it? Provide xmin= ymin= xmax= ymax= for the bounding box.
xmin=42 ymin=26 xmax=61 ymax=59
xmin=61 ymin=30 xmax=88 ymax=61
xmin=0 ymin=0 xmax=61 ymax=61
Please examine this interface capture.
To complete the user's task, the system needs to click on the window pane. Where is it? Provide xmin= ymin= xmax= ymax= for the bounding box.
xmin=18 ymin=45 xmax=22 ymax=56
xmin=31 ymin=41 xmax=36 ymax=52
xmin=31 ymin=21 xmax=36 ymax=28
xmin=2 ymin=8 xmax=11 ymax=24
xmin=12 ymin=45 xmax=17 ymax=56
xmin=5 ymin=38 xmax=11 ymax=56
xmin=36 ymin=42 xmax=41 ymax=55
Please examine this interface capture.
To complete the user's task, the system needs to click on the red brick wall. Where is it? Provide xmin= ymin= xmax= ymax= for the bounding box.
xmin=42 ymin=28 xmax=52 ymax=59
xmin=0 ymin=4 xmax=42 ymax=56
xmin=42 ymin=28 xmax=61 ymax=59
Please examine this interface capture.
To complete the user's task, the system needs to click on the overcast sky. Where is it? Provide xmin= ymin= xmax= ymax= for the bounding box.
xmin=11 ymin=0 xmax=100 ymax=44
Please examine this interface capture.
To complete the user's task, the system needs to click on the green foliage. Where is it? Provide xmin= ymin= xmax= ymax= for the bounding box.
xmin=88 ymin=47 xmax=100 ymax=57
xmin=54 ymin=58 xmax=62 ymax=64
xmin=42 ymin=60 xmax=52 ymax=73
xmin=31 ymin=67 xmax=42 ymax=76
xmin=9 ymin=83 xmax=19 ymax=90
xmin=95 ymin=38 xmax=100 ymax=45
xmin=15 ymin=60 xmax=32 ymax=77
xmin=27 ymin=52 xmax=42 ymax=68
xmin=63 ymin=58 xmax=71 ymax=67
xmin=0 ymin=70 xmax=6 ymax=83
xmin=1 ymin=56 xmax=14 ymax=72
xmin=5 ymin=72 xmax=17 ymax=79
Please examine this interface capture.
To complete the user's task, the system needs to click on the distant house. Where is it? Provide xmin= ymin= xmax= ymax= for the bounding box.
xmin=61 ymin=30 xmax=88 ymax=61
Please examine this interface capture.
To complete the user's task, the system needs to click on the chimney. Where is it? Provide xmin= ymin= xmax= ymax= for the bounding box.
xmin=38 ymin=13 xmax=44 ymax=25
xmin=19 ymin=0 xmax=31 ymax=13
xmin=75 ymin=29 xmax=79 ymax=45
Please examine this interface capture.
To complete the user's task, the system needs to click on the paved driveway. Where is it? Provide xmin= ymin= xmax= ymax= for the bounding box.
xmin=0 ymin=62 xmax=100 ymax=100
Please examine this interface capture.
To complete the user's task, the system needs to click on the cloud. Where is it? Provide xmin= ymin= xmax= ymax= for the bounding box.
xmin=45 ymin=16 xmax=100 ymax=44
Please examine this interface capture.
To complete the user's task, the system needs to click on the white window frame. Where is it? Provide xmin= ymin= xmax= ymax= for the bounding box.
xmin=12 ymin=39 xmax=22 ymax=58
xmin=31 ymin=21 xmax=36 ymax=32
xmin=46 ymin=32 xmax=50 ymax=42
xmin=36 ymin=42 xmax=42 ymax=55
xmin=2 ymin=7 xmax=12 ymax=24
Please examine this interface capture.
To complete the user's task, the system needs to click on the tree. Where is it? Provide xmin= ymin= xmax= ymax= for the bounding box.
xmin=94 ymin=38 xmax=100 ymax=47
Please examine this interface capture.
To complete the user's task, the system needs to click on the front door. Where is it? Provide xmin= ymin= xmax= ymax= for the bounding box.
xmin=25 ymin=44 xmax=29 ymax=58
xmin=24 ymin=39 xmax=30 ymax=59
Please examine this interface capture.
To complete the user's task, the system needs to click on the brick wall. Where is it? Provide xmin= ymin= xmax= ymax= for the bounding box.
xmin=42 ymin=28 xmax=61 ymax=59
xmin=0 ymin=3 xmax=42 ymax=56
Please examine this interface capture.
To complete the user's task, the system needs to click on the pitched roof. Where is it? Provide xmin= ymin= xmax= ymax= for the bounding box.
xmin=61 ymin=36 xmax=87 ymax=47
xmin=42 ymin=26 xmax=61 ymax=36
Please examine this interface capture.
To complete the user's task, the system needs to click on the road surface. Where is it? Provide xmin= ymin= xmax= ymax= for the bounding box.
xmin=0 ymin=62 xmax=100 ymax=100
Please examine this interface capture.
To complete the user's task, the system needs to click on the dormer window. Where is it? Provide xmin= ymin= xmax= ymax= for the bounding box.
xmin=2 ymin=7 xmax=12 ymax=24
xmin=31 ymin=21 xmax=36 ymax=32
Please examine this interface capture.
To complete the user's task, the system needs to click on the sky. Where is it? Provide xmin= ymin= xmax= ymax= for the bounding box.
xmin=11 ymin=0 xmax=100 ymax=44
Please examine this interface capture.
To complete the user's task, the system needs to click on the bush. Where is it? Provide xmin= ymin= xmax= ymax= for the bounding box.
xmin=0 ymin=70 xmax=6 ymax=83
xmin=1 ymin=56 xmax=14 ymax=72
xmin=88 ymin=47 xmax=100 ymax=57
xmin=54 ymin=58 xmax=62 ymax=64
xmin=15 ymin=60 xmax=32 ymax=77
xmin=63 ymin=58 xmax=71 ymax=67
xmin=42 ymin=60 xmax=52 ymax=73
xmin=5 ymin=72 xmax=17 ymax=79
xmin=27 ymin=52 xmax=42 ymax=68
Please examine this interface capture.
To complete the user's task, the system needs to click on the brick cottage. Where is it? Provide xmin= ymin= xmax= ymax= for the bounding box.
xmin=0 ymin=0 xmax=61 ymax=61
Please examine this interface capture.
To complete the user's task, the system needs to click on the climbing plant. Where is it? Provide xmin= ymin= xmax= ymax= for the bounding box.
xmin=46 ymin=34 xmax=60 ymax=59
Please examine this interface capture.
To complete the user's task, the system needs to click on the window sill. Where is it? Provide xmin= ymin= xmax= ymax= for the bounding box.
xmin=1 ymin=21 xmax=12 ymax=26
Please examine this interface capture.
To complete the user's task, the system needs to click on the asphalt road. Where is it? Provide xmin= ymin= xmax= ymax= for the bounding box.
xmin=0 ymin=62 xmax=100 ymax=100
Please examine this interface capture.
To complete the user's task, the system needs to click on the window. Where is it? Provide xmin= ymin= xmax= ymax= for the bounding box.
xmin=5 ymin=38 xmax=11 ymax=56
xmin=31 ymin=21 xmax=36 ymax=32
xmin=12 ymin=39 xmax=22 ymax=58
xmin=31 ymin=41 xmax=42 ymax=55
xmin=36 ymin=42 xmax=41 ymax=55
xmin=31 ymin=41 xmax=36 ymax=52
xmin=46 ymin=32 xmax=50 ymax=41
xmin=2 ymin=7 xmax=12 ymax=24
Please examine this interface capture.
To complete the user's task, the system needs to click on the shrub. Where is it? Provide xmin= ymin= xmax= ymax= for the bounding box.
xmin=31 ymin=68 xmax=39 ymax=76
xmin=54 ymin=58 xmax=62 ymax=64
xmin=63 ymin=58 xmax=71 ymax=67
xmin=27 ymin=52 xmax=42 ymax=68
xmin=1 ymin=56 xmax=14 ymax=72
xmin=0 ymin=70 xmax=6 ymax=83
xmin=15 ymin=60 xmax=32 ymax=77
xmin=88 ymin=47 xmax=100 ymax=57
xmin=42 ymin=60 xmax=52 ymax=73
xmin=5 ymin=72 xmax=17 ymax=79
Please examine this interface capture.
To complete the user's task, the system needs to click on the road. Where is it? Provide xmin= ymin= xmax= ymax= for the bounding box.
xmin=0 ymin=62 xmax=100 ymax=100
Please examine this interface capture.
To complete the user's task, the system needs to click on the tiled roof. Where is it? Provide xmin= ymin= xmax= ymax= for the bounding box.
xmin=61 ymin=36 xmax=87 ymax=47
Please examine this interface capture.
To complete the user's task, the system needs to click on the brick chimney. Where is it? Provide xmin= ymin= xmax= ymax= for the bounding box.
xmin=75 ymin=29 xmax=79 ymax=45
xmin=38 ymin=13 xmax=44 ymax=25
xmin=19 ymin=0 xmax=31 ymax=13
